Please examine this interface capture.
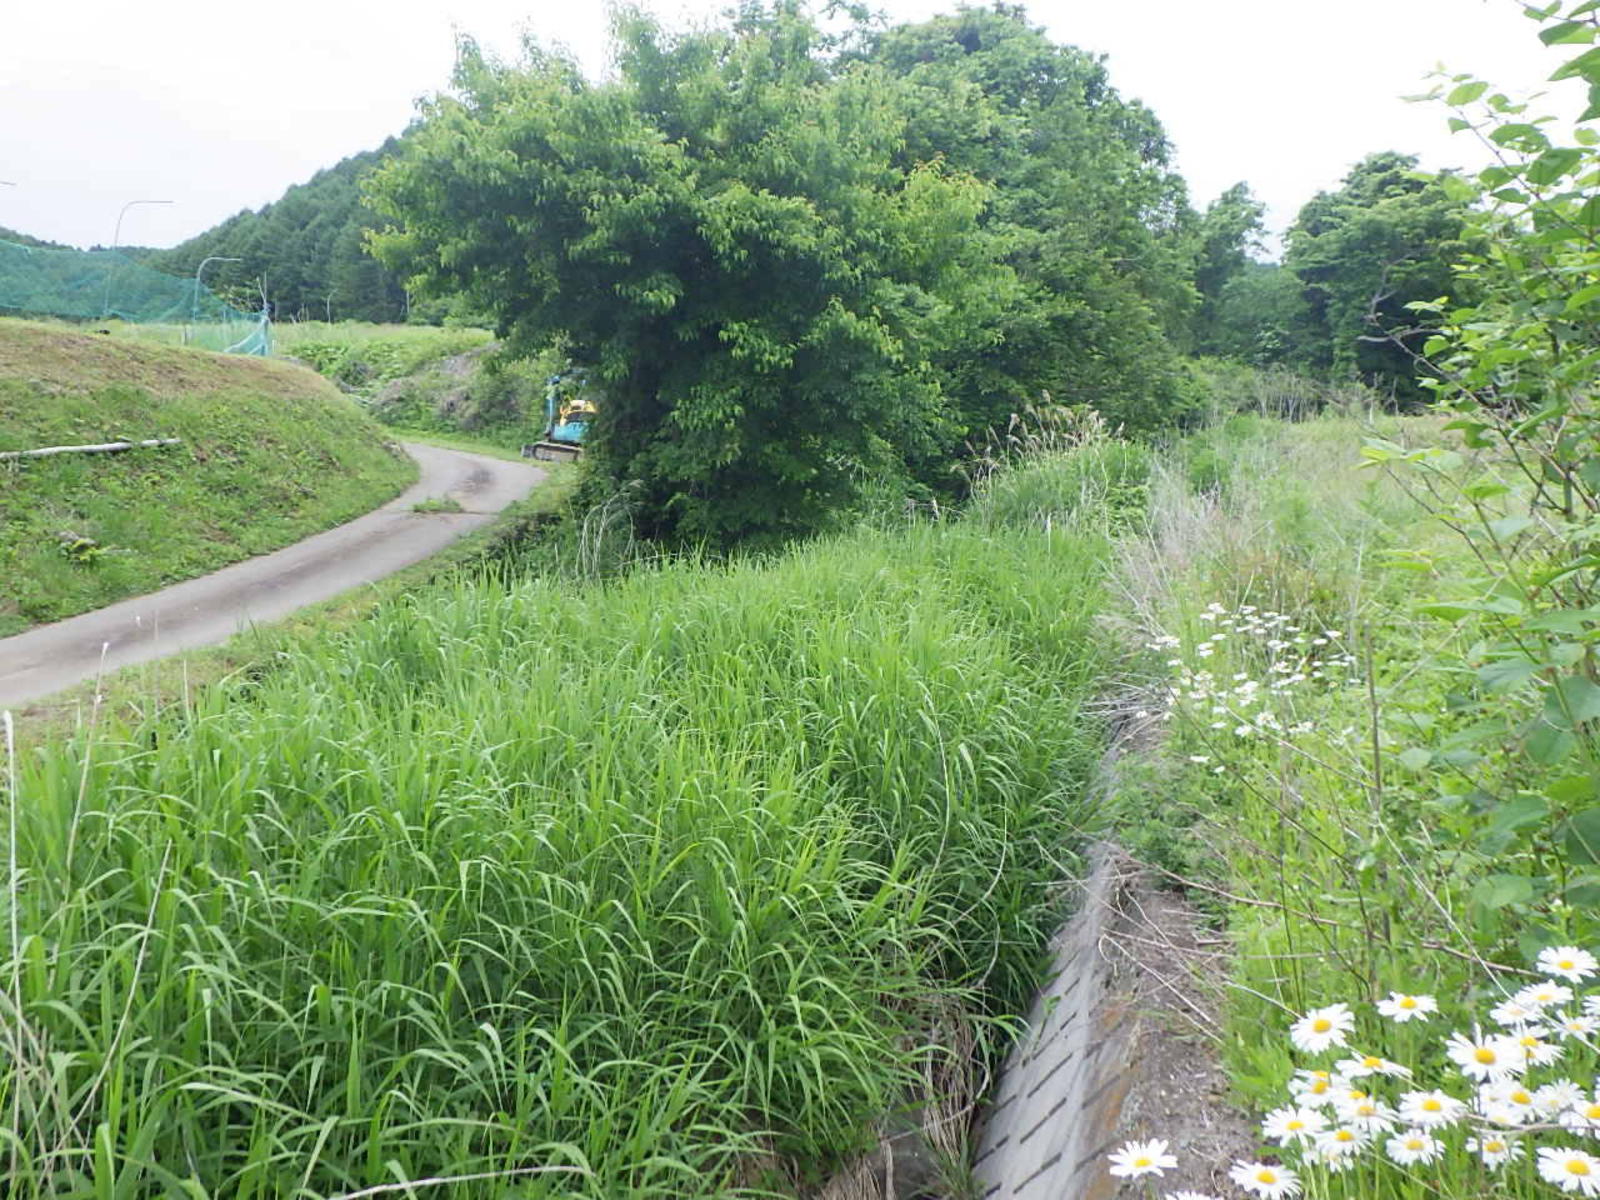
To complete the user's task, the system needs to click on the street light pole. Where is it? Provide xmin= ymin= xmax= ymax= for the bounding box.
xmin=193 ymin=255 xmax=242 ymax=323
xmin=102 ymin=198 xmax=173 ymax=318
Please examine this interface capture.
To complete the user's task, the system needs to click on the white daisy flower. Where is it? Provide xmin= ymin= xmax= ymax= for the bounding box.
xmin=1466 ymin=1133 xmax=1523 ymax=1168
xmin=1445 ymin=1029 xmax=1524 ymax=1082
xmin=1556 ymin=1013 xmax=1600 ymax=1040
xmin=1538 ymin=1080 xmax=1588 ymax=1118
xmin=1228 ymin=1159 xmax=1301 ymax=1199
xmin=1585 ymin=995 xmax=1600 ymax=1019
xmin=1314 ymin=1125 xmax=1369 ymax=1161
xmin=1516 ymin=981 xmax=1576 ymax=1010
xmin=1289 ymin=1003 xmax=1355 ymax=1054
xmin=1560 ymin=1093 xmax=1600 ymax=1135
xmin=1538 ymin=946 xmax=1600 ymax=983
xmin=1335 ymin=1052 xmax=1410 ymax=1079
xmin=1335 ymin=1094 xmax=1398 ymax=1134
xmin=1509 ymin=1026 xmax=1564 ymax=1068
xmin=1261 ymin=1106 xmax=1326 ymax=1145
xmin=1107 ymin=1138 xmax=1178 ymax=1178
xmin=1478 ymin=1080 xmax=1541 ymax=1126
xmin=1376 ymin=991 xmax=1437 ymax=1023
xmin=1490 ymin=997 xmax=1543 ymax=1026
xmin=1385 ymin=1128 xmax=1443 ymax=1166
xmin=1300 ymin=1143 xmax=1359 ymax=1173
xmin=1288 ymin=1069 xmax=1336 ymax=1102
xmin=1397 ymin=1089 xmax=1467 ymax=1129
xmin=1537 ymin=1145 xmax=1600 ymax=1195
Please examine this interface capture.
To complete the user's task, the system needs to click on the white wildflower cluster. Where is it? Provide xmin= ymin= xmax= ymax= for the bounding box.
xmin=1145 ymin=603 xmax=1357 ymax=760
xmin=1107 ymin=947 xmax=1600 ymax=1198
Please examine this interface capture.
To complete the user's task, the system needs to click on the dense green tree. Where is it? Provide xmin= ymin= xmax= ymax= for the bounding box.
xmin=1205 ymin=263 xmax=1319 ymax=366
xmin=1192 ymin=182 xmax=1266 ymax=351
xmin=369 ymin=5 xmax=996 ymax=543
xmin=861 ymin=5 xmax=1202 ymax=432
xmin=1284 ymin=151 xmax=1473 ymax=400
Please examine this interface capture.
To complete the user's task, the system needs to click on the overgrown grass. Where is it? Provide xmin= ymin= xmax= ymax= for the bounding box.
xmin=0 ymin=319 xmax=415 ymax=635
xmin=1108 ymin=410 xmax=1600 ymax=1196
xmin=1 ymin=464 xmax=1113 ymax=1198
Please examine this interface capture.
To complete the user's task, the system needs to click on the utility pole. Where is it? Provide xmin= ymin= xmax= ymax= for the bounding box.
xmin=102 ymin=198 xmax=173 ymax=318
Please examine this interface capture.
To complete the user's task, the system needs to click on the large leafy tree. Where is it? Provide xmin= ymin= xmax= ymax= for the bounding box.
xmin=1284 ymin=151 xmax=1473 ymax=400
xmin=1192 ymin=182 xmax=1267 ymax=351
xmin=368 ymin=6 xmax=998 ymax=543
xmin=862 ymin=5 xmax=1202 ymax=432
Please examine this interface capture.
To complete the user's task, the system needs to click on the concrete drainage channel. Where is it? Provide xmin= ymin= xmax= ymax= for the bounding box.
xmin=970 ymin=842 xmax=1254 ymax=1200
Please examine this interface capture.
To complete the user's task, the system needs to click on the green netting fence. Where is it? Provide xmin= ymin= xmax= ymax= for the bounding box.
xmin=0 ymin=239 xmax=271 ymax=354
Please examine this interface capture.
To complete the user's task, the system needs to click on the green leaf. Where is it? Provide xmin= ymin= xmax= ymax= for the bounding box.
xmin=1541 ymin=19 xmax=1597 ymax=44
xmin=1481 ymin=793 xmax=1550 ymax=854
xmin=1552 ymin=44 xmax=1600 ymax=82
xmin=1447 ymin=81 xmax=1490 ymax=105
xmin=1527 ymin=719 xmax=1578 ymax=764
xmin=1479 ymin=656 xmax=1542 ymax=693
xmin=1561 ymin=807 xmax=1600 ymax=865
xmin=1473 ymin=873 xmax=1536 ymax=909
xmin=1546 ymin=673 xmax=1600 ymax=726
xmin=1397 ymin=747 xmax=1433 ymax=772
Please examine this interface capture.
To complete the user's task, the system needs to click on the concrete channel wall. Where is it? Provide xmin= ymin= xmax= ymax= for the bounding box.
xmin=970 ymin=841 xmax=1247 ymax=1200
xmin=971 ymin=843 xmax=1137 ymax=1199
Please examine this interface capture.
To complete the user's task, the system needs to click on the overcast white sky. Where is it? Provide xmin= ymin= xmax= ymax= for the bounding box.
xmin=0 ymin=0 xmax=1584 ymax=254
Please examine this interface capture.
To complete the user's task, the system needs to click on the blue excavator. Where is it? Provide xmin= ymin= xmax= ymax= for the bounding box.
xmin=524 ymin=370 xmax=596 ymax=462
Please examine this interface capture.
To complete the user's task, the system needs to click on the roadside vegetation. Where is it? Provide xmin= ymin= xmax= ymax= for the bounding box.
xmin=1 ymin=456 xmax=1113 ymax=1198
xmin=0 ymin=320 xmax=415 ymax=635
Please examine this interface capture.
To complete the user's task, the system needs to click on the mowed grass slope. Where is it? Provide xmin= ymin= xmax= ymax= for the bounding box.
xmin=0 ymin=320 xmax=416 ymax=635
xmin=3 ymin=471 xmax=1111 ymax=1198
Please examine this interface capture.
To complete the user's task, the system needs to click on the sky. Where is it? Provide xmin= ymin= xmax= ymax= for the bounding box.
xmin=0 ymin=0 xmax=1587 ymax=254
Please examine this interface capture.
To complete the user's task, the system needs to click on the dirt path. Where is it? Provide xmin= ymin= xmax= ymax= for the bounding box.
xmin=0 ymin=442 xmax=545 ymax=708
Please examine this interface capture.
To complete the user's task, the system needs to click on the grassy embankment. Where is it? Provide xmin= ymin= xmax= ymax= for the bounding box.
xmin=1110 ymin=410 xmax=1600 ymax=1197
xmin=0 ymin=320 xmax=416 ymax=636
xmin=1 ymin=448 xmax=1124 ymax=1198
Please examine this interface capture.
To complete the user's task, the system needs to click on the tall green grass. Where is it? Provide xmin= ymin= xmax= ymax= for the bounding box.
xmin=2 ymin=487 xmax=1111 ymax=1197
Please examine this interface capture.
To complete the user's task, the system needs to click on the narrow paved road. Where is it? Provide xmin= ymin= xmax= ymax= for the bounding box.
xmin=0 ymin=442 xmax=545 ymax=709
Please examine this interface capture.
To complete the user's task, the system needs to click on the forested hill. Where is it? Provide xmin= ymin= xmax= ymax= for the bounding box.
xmin=0 ymin=225 xmax=67 ymax=250
xmin=148 ymin=142 xmax=408 ymax=323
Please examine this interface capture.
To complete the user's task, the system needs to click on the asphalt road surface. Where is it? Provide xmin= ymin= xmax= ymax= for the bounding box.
xmin=0 ymin=442 xmax=546 ymax=709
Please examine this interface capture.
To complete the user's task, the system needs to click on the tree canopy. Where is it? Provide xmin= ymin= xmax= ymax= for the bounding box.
xmin=369 ymin=2 xmax=1212 ymax=542
xmin=1282 ymin=151 xmax=1474 ymax=400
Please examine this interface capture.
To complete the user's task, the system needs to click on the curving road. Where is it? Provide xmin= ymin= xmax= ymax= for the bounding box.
xmin=0 ymin=442 xmax=546 ymax=709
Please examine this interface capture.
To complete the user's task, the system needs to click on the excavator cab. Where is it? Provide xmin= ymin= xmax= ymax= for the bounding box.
xmin=525 ymin=370 xmax=597 ymax=462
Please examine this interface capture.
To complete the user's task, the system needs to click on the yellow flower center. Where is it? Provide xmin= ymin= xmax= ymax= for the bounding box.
xmin=1309 ymin=1080 xmax=1329 ymax=1094
xmin=1335 ymin=1129 xmax=1355 ymax=1143
xmin=1257 ymin=1169 xmax=1279 ymax=1183
xmin=1133 ymin=1156 xmax=1151 ymax=1168
xmin=1521 ymin=1036 xmax=1539 ymax=1048
xmin=1362 ymin=1056 xmax=1382 ymax=1068
xmin=1511 ymin=1090 xmax=1532 ymax=1105
xmin=1586 ymin=1104 xmax=1600 ymax=1120
xmin=1406 ymin=1138 xmax=1424 ymax=1151
xmin=1287 ymin=1119 xmax=1304 ymax=1131
xmin=1474 ymin=1047 xmax=1497 ymax=1064
xmin=1399 ymin=996 xmax=1417 ymax=1009
xmin=1559 ymin=959 xmax=1576 ymax=970
xmin=1568 ymin=1160 xmax=1592 ymax=1177
xmin=1486 ymin=1141 xmax=1505 ymax=1153
xmin=1312 ymin=1018 xmax=1332 ymax=1033
xmin=1422 ymin=1099 xmax=1442 ymax=1112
